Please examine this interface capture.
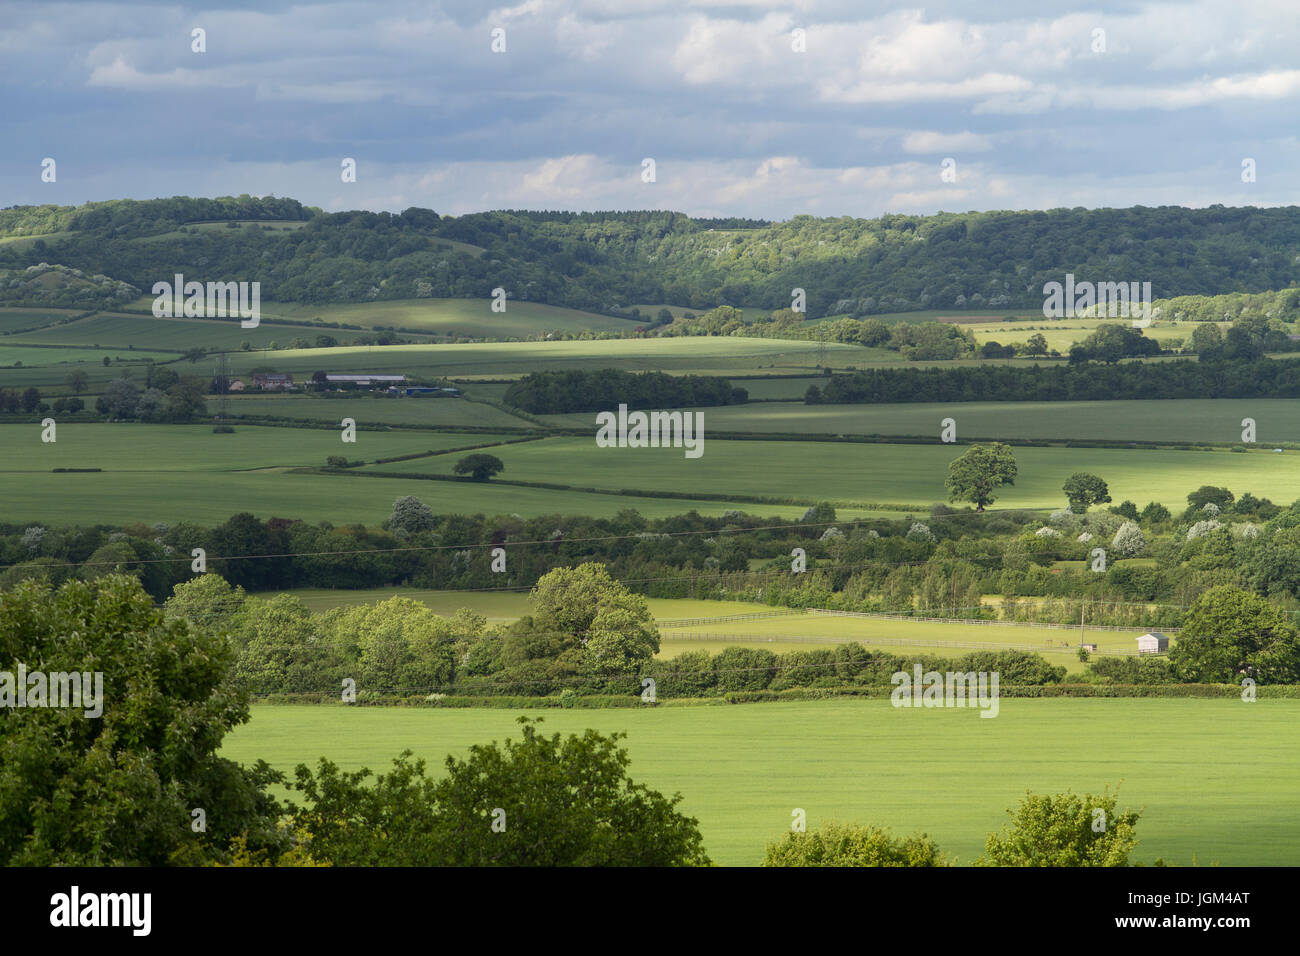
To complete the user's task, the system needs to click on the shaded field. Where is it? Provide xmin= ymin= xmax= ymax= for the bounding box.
xmin=965 ymin=318 xmax=1217 ymax=351
xmin=538 ymin=398 xmax=1300 ymax=444
xmin=220 ymin=337 xmax=867 ymax=380
xmin=0 ymin=468 xmax=832 ymax=526
xmin=211 ymin=394 xmax=534 ymax=429
xmin=0 ymin=344 xmax=178 ymax=367
xmin=0 ymin=423 xmax=501 ymax=473
xmin=360 ymin=435 xmax=1300 ymax=510
xmin=219 ymin=700 xmax=1300 ymax=866
xmin=0 ymin=307 xmax=79 ymax=334
xmin=7 ymin=312 xmax=381 ymax=352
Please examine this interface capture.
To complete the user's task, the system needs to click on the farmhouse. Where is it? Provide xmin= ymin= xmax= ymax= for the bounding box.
xmin=1136 ymin=632 xmax=1169 ymax=654
xmin=252 ymin=373 xmax=294 ymax=391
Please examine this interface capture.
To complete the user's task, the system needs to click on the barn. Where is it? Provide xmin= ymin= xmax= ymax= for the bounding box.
xmin=1136 ymin=632 xmax=1169 ymax=654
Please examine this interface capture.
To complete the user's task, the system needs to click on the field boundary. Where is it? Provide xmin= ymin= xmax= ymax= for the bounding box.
xmin=660 ymin=630 xmax=1141 ymax=656
xmin=807 ymin=608 xmax=1181 ymax=633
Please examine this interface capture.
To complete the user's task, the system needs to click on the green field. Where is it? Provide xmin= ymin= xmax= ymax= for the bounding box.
xmin=360 ymin=434 xmax=1300 ymax=511
xmin=219 ymin=700 xmax=1300 ymax=866
xmin=964 ymin=318 xmax=1213 ymax=352
xmin=117 ymin=296 xmax=640 ymax=337
xmin=221 ymin=337 xmax=865 ymax=380
xmin=0 ymin=423 xmax=509 ymax=473
xmin=1 ymin=345 xmax=178 ymax=367
xmin=7 ymin=312 xmax=387 ymax=352
xmin=540 ymin=398 xmax=1300 ymax=444
xmin=0 ymin=307 xmax=79 ymax=334
xmin=212 ymin=394 xmax=535 ymax=429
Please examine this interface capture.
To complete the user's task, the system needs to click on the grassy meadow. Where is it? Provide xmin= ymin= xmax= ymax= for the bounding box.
xmin=219 ymin=699 xmax=1300 ymax=866
xmin=361 ymin=434 xmax=1300 ymax=511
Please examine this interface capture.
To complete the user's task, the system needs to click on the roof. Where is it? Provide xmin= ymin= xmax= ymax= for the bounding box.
xmin=1138 ymin=631 xmax=1167 ymax=639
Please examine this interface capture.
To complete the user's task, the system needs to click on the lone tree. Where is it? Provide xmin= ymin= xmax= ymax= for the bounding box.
xmin=945 ymin=442 xmax=1017 ymax=512
xmin=453 ymin=453 xmax=504 ymax=482
xmin=1062 ymin=473 xmax=1111 ymax=513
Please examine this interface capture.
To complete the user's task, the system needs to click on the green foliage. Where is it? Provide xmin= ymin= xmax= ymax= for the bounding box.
xmin=287 ymin=718 xmax=711 ymax=866
xmin=946 ymin=442 xmax=1018 ymax=511
xmin=504 ymin=368 xmax=745 ymax=414
xmin=978 ymin=787 xmax=1141 ymax=867
xmin=0 ymin=574 xmax=284 ymax=865
xmin=453 ymin=453 xmax=505 ymax=481
xmin=1063 ymin=472 xmax=1111 ymax=513
xmin=1171 ymin=585 xmax=1300 ymax=683
xmin=763 ymin=821 xmax=947 ymax=867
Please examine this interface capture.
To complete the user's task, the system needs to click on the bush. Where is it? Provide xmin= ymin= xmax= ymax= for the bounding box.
xmin=763 ymin=822 xmax=947 ymax=867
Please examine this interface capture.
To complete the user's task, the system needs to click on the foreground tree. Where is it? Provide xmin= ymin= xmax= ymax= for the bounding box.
xmin=763 ymin=822 xmax=947 ymax=867
xmin=289 ymin=718 xmax=710 ymax=866
xmin=945 ymin=442 xmax=1018 ymax=511
xmin=978 ymin=788 xmax=1140 ymax=866
xmin=0 ymin=574 xmax=284 ymax=865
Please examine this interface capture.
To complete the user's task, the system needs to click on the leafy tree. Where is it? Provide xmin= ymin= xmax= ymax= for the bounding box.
xmin=529 ymin=563 xmax=658 ymax=662
xmin=1187 ymin=486 xmax=1234 ymax=511
xmin=1170 ymin=585 xmax=1300 ymax=683
xmin=1139 ymin=502 xmax=1171 ymax=524
xmin=97 ymin=377 xmax=140 ymax=419
xmin=288 ymin=718 xmax=710 ymax=866
xmin=453 ymin=453 xmax=504 ymax=482
xmin=0 ymin=574 xmax=285 ymax=865
xmin=64 ymin=370 xmax=88 ymax=394
xmin=1063 ymin=473 xmax=1112 ymax=513
xmin=387 ymin=495 xmax=436 ymax=536
xmin=19 ymin=387 xmax=40 ymax=413
xmin=763 ymin=822 xmax=947 ymax=867
xmin=978 ymin=788 xmax=1140 ymax=867
xmin=945 ymin=442 xmax=1018 ymax=511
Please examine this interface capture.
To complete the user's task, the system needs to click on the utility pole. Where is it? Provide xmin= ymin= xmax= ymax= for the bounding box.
xmin=1080 ymin=600 xmax=1086 ymax=646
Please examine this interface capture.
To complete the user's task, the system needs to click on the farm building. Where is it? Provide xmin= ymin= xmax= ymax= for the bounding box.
xmin=1081 ymin=643 xmax=1098 ymax=652
xmin=227 ymin=379 xmax=246 ymax=392
xmin=1136 ymin=632 xmax=1169 ymax=654
xmin=325 ymin=374 xmax=407 ymax=387
xmin=252 ymin=373 xmax=294 ymax=390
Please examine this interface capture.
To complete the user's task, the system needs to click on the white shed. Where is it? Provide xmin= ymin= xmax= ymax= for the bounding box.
xmin=1136 ymin=632 xmax=1169 ymax=654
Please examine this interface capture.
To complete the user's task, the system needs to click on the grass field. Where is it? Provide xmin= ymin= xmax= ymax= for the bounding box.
xmin=963 ymin=318 xmax=1214 ymax=351
xmin=219 ymin=700 xmax=1300 ymax=866
xmin=7 ymin=312 xmax=389 ymax=352
xmin=539 ymin=398 xmax=1300 ymax=444
xmin=360 ymin=434 xmax=1300 ymax=510
xmin=0 ymin=423 xmax=510 ymax=473
xmin=211 ymin=394 xmax=535 ymax=429
xmin=117 ymin=296 xmax=639 ymax=337
xmin=1 ymin=344 xmax=179 ymax=367
xmin=221 ymin=337 xmax=866 ymax=380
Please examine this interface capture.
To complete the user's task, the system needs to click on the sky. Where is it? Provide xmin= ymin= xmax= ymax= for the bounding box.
xmin=3 ymin=0 xmax=1298 ymax=220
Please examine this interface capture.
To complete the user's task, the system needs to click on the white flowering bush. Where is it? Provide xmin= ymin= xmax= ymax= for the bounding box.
xmin=1186 ymin=519 xmax=1223 ymax=540
xmin=1231 ymin=522 xmax=1261 ymax=540
xmin=1035 ymin=526 xmax=1061 ymax=538
xmin=1111 ymin=521 xmax=1146 ymax=557
xmin=1076 ymin=531 xmax=1093 ymax=543
xmin=907 ymin=521 xmax=935 ymax=543
xmin=1202 ymin=502 xmax=1221 ymax=517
